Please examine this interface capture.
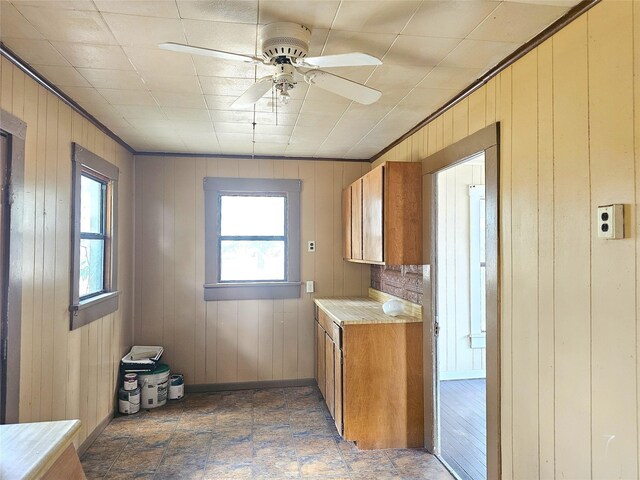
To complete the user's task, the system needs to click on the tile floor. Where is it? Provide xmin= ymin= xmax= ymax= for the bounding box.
xmin=81 ymin=386 xmax=453 ymax=479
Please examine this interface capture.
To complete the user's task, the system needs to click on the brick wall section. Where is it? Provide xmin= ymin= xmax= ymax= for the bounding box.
xmin=370 ymin=265 xmax=424 ymax=305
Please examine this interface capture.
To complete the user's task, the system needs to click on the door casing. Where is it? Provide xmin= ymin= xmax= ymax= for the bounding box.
xmin=421 ymin=123 xmax=500 ymax=479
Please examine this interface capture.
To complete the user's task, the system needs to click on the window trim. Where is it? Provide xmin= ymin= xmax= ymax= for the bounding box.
xmin=204 ymin=177 xmax=301 ymax=301
xmin=469 ymin=183 xmax=486 ymax=349
xmin=70 ymin=143 xmax=119 ymax=330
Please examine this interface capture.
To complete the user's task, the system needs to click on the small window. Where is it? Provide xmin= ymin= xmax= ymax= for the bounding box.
xmin=70 ymin=144 xmax=119 ymax=330
xmin=204 ymin=178 xmax=301 ymax=301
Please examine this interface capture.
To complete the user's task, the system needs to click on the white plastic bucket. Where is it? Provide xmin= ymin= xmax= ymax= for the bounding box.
xmin=169 ymin=374 xmax=184 ymax=400
xmin=138 ymin=364 xmax=170 ymax=409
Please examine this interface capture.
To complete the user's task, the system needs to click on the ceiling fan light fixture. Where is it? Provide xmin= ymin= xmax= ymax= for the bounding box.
xmin=279 ymin=90 xmax=291 ymax=105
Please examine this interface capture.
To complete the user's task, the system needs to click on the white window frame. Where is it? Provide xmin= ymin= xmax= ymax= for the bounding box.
xmin=469 ymin=184 xmax=486 ymax=349
xmin=203 ymin=177 xmax=301 ymax=301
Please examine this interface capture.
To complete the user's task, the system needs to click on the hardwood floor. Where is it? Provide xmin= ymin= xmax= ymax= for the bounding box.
xmin=439 ymin=379 xmax=486 ymax=480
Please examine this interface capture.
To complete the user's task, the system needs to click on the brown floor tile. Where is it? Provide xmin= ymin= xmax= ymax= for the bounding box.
xmin=252 ymin=456 xmax=300 ymax=478
xmin=294 ymin=436 xmax=340 ymax=456
xmin=110 ymin=446 xmax=164 ymax=472
xmin=154 ymin=463 xmax=205 ymax=480
xmin=386 ymin=449 xmax=441 ymax=470
xmin=208 ymin=438 xmax=254 ymax=463
xmin=217 ymin=409 xmax=253 ymax=427
xmin=298 ymin=453 xmax=349 ymax=477
xmin=176 ymin=413 xmax=217 ymax=432
xmin=203 ymin=462 xmax=253 ymax=479
xmin=103 ymin=470 xmax=155 ymax=479
xmin=341 ymin=450 xmax=396 ymax=473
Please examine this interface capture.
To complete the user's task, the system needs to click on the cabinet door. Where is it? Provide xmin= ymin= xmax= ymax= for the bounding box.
xmin=334 ymin=346 xmax=343 ymax=435
xmin=351 ymin=179 xmax=363 ymax=260
xmin=342 ymin=186 xmax=352 ymax=260
xmin=362 ymin=165 xmax=384 ymax=262
xmin=316 ymin=322 xmax=326 ymax=399
xmin=325 ymin=333 xmax=335 ymax=417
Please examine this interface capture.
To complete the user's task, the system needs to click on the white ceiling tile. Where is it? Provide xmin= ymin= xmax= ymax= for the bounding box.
xmin=0 ymin=2 xmax=43 ymax=39
xmin=367 ymin=64 xmax=431 ymax=90
xmin=52 ymin=42 xmax=133 ymax=69
xmin=322 ymin=30 xmax=395 ymax=60
xmin=209 ymin=110 xmax=254 ymax=123
xmin=292 ymin=123 xmax=336 ymax=138
xmin=126 ymin=118 xmax=180 ymax=137
xmin=217 ymin=132 xmax=254 ymax=143
xmin=98 ymin=88 xmax=158 ymax=106
xmin=332 ymin=1 xmax=421 ymax=34
xmin=214 ymin=122 xmax=254 ymax=134
xmin=403 ymin=1 xmax=500 ymax=39
xmin=205 ymin=95 xmax=239 ymax=110
xmin=181 ymin=138 xmax=221 ymax=154
xmin=418 ymin=66 xmax=482 ymax=92
xmin=102 ymin=13 xmax=186 ymax=47
xmin=77 ymin=68 xmax=146 ymax=90
xmin=399 ymin=87 xmax=458 ymax=109
xmin=162 ymin=107 xmax=211 ymax=122
xmin=258 ymin=1 xmax=340 ymax=29
xmin=255 ymin=123 xmax=293 ymax=136
xmin=153 ymin=92 xmax=207 ymax=108
xmin=375 ymin=86 xmax=411 ymax=106
xmin=191 ymin=56 xmax=271 ymax=79
xmin=123 ymin=47 xmax=196 ymax=75
xmin=3 ymin=38 xmax=71 ymax=66
xmin=14 ymin=4 xmax=116 ymax=44
xmin=467 ymin=2 xmax=570 ymax=43
xmin=254 ymin=133 xmax=289 ymax=144
xmin=383 ymin=35 xmax=460 ymax=67
xmin=439 ymin=38 xmax=520 ymax=70
xmin=294 ymin=112 xmax=340 ymax=128
xmin=60 ymin=86 xmax=108 ymax=105
xmin=177 ymin=0 xmax=257 ymax=24
xmin=307 ymin=28 xmax=329 ymax=57
xmin=94 ymin=0 xmax=180 ymax=18
xmin=172 ymin=121 xmax=215 ymax=135
xmin=182 ymin=19 xmax=258 ymax=56
xmin=217 ymin=142 xmax=253 ymax=154
xmin=253 ymin=143 xmax=287 ymax=155
xmin=200 ymin=76 xmax=256 ymax=96
xmin=34 ymin=65 xmax=89 ymax=87
xmin=303 ymin=82 xmax=358 ymax=104
xmin=140 ymin=73 xmax=202 ymax=94
xmin=114 ymin=105 xmax=165 ymax=120
xmin=254 ymin=111 xmax=297 ymax=126
xmin=299 ymin=99 xmax=348 ymax=116
xmin=10 ymin=1 xmax=96 ymax=11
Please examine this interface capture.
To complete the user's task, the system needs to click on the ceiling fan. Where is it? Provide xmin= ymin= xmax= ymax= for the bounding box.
xmin=159 ymin=22 xmax=383 ymax=108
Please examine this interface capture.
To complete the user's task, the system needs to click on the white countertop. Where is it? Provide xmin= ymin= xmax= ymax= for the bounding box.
xmin=315 ymin=296 xmax=421 ymax=326
xmin=0 ymin=419 xmax=81 ymax=479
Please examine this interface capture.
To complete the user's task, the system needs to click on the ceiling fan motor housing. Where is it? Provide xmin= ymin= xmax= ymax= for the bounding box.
xmin=260 ymin=22 xmax=311 ymax=62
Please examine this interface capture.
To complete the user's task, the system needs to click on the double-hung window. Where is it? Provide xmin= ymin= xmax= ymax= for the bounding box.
xmin=70 ymin=143 xmax=119 ymax=329
xmin=204 ymin=177 xmax=301 ymax=300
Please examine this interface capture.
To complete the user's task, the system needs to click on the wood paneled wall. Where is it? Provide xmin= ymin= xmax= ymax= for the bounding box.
xmin=436 ymin=163 xmax=485 ymax=380
xmin=373 ymin=1 xmax=639 ymax=477
xmin=133 ymin=156 xmax=369 ymax=385
xmin=0 ymin=56 xmax=134 ymax=446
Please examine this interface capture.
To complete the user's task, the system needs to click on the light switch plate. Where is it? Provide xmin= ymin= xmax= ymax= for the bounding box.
xmin=306 ymin=281 xmax=314 ymax=293
xmin=597 ymin=204 xmax=624 ymax=239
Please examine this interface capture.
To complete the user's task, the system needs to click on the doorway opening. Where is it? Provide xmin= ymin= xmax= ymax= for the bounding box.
xmin=435 ymin=152 xmax=486 ymax=480
xmin=0 ymin=129 xmax=10 ymax=424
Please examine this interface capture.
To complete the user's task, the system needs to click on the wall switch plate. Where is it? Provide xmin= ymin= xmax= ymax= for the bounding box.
xmin=597 ymin=204 xmax=624 ymax=239
xmin=307 ymin=241 xmax=316 ymax=252
xmin=306 ymin=281 xmax=315 ymax=293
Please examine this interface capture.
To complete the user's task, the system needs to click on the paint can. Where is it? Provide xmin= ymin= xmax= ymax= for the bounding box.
xmin=138 ymin=363 xmax=170 ymax=408
xmin=123 ymin=373 xmax=138 ymax=391
xmin=118 ymin=387 xmax=140 ymax=415
xmin=168 ymin=374 xmax=184 ymax=400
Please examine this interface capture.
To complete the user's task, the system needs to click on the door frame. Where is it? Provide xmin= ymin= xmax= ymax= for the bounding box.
xmin=0 ymin=109 xmax=26 ymax=424
xmin=421 ymin=123 xmax=500 ymax=478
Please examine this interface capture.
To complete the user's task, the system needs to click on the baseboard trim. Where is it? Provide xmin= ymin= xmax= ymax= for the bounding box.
xmin=440 ymin=370 xmax=486 ymax=381
xmin=78 ymin=410 xmax=114 ymax=457
xmin=186 ymin=378 xmax=316 ymax=393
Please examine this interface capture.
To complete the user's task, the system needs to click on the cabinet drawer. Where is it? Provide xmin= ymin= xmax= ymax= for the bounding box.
xmin=317 ymin=308 xmax=340 ymax=344
xmin=331 ymin=322 xmax=341 ymax=350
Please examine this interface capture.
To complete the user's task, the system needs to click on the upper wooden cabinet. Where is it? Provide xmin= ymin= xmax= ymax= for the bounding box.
xmin=343 ymin=162 xmax=422 ymax=265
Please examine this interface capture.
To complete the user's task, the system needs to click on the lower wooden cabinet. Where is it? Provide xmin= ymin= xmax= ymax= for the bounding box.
xmin=314 ymin=304 xmax=423 ymax=449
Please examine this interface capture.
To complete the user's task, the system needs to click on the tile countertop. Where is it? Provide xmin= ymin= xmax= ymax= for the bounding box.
xmin=0 ymin=419 xmax=81 ymax=479
xmin=314 ymin=296 xmax=422 ymax=326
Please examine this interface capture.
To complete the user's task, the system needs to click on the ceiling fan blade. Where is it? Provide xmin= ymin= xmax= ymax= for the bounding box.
xmin=231 ymin=77 xmax=274 ymax=108
xmin=158 ymin=42 xmax=264 ymax=64
xmin=302 ymin=70 xmax=381 ymax=105
xmin=297 ymin=52 xmax=382 ymax=69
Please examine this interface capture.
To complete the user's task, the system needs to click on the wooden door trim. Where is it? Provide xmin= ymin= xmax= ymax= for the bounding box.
xmin=421 ymin=123 xmax=500 ymax=479
xmin=0 ymin=109 xmax=26 ymax=424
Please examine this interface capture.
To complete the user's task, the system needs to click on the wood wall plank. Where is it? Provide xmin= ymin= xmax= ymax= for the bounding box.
xmin=587 ymin=2 xmax=637 ymax=476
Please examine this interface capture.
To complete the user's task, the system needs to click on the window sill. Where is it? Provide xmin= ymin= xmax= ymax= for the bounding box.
xmin=204 ymin=282 xmax=301 ymax=301
xmin=70 ymin=291 xmax=120 ymax=330
xmin=469 ymin=333 xmax=486 ymax=349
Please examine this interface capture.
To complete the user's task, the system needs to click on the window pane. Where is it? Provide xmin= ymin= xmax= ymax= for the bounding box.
xmin=81 ymin=175 xmax=104 ymax=234
xmin=79 ymin=238 xmax=105 ymax=298
xmin=220 ymin=195 xmax=285 ymax=236
xmin=220 ymin=240 xmax=285 ymax=281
